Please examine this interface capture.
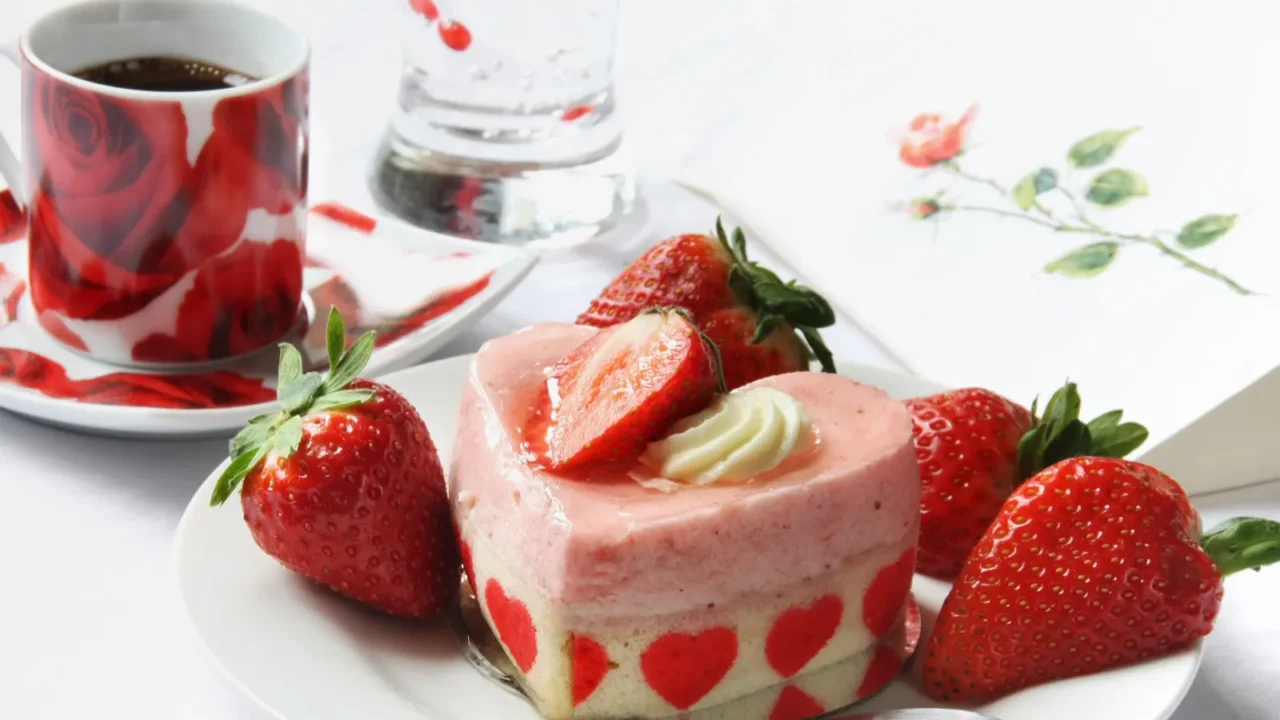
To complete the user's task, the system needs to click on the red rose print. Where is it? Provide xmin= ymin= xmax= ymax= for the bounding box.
xmin=305 ymin=272 xmax=493 ymax=354
xmin=899 ymin=106 xmax=976 ymax=169
xmin=0 ymin=348 xmax=272 ymax=408
xmin=25 ymin=70 xmax=192 ymax=319
xmin=24 ymin=65 xmax=308 ymax=365
xmin=312 ymin=203 xmax=377 ymax=234
xmin=0 ymin=189 xmax=23 ymax=244
xmin=132 ymin=239 xmax=303 ymax=363
xmin=37 ymin=310 xmax=89 ymax=352
xmin=174 ymin=75 xmax=308 ymax=269
xmin=0 ymin=262 xmax=25 ymax=326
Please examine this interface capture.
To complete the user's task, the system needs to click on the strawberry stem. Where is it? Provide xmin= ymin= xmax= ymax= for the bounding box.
xmin=1017 ymin=380 xmax=1148 ymax=479
xmin=210 ymin=308 xmax=377 ymax=507
xmin=712 ymin=217 xmax=838 ymax=373
xmin=1201 ymin=517 xmax=1280 ymax=577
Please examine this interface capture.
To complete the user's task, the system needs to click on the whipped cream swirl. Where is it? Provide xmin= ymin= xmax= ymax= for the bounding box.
xmin=641 ymin=387 xmax=812 ymax=486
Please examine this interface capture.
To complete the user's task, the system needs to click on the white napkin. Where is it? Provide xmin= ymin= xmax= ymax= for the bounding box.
xmin=676 ymin=0 xmax=1280 ymax=495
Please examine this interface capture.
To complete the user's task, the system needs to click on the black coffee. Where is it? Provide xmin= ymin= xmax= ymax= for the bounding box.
xmin=72 ymin=56 xmax=256 ymax=92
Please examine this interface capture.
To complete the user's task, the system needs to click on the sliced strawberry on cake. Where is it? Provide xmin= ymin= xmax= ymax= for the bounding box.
xmin=532 ymin=308 xmax=723 ymax=471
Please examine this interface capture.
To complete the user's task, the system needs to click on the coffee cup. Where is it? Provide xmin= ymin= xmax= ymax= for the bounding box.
xmin=0 ymin=0 xmax=309 ymax=367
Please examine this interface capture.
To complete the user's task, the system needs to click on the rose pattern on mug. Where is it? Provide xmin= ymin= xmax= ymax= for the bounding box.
xmin=0 ymin=190 xmax=23 ymax=244
xmin=0 ymin=204 xmax=501 ymax=410
xmin=23 ymin=66 xmax=309 ymax=365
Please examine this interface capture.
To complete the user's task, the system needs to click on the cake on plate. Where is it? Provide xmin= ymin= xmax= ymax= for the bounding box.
xmin=450 ymin=321 xmax=920 ymax=718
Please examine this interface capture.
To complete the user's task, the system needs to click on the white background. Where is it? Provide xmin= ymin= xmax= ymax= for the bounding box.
xmin=0 ymin=1 xmax=1276 ymax=718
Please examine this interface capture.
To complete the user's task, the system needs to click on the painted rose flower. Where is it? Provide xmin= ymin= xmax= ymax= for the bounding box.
xmin=131 ymin=238 xmax=304 ymax=363
xmin=898 ymin=107 xmax=976 ymax=168
xmin=24 ymin=67 xmax=308 ymax=364
xmin=25 ymin=73 xmax=191 ymax=319
xmin=908 ymin=197 xmax=942 ymax=220
xmin=0 ymin=189 xmax=23 ymax=244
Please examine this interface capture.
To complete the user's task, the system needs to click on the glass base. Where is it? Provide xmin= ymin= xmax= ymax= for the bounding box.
xmin=368 ymin=129 xmax=636 ymax=248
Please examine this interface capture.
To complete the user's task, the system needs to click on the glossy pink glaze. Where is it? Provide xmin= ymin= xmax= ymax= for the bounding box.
xmin=450 ymin=323 xmax=920 ymax=618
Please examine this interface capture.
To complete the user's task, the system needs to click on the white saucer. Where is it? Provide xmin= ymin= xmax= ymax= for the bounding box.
xmin=174 ymin=356 xmax=1202 ymax=720
xmin=0 ymin=204 xmax=535 ymax=438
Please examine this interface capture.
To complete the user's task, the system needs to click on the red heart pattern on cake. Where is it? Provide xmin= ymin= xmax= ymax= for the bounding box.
xmin=862 ymin=548 xmax=915 ymax=637
xmin=571 ymin=634 xmax=611 ymax=706
xmin=484 ymin=579 xmax=537 ymax=673
xmin=769 ymin=684 xmax=825 ymax=720
xmin=765 ymin=594 xmax=844 ymax=677
xmin=857 ymin=645 xmax=903 ymax=700
xmin=641 ymin=627 xmax=738 ymax=710
xmin=457 ymin=533 xmax=476 ymax=595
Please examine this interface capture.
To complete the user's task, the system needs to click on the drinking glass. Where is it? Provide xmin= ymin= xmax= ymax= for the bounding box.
xmin=370 ymin=0 xmax=635 ymax=246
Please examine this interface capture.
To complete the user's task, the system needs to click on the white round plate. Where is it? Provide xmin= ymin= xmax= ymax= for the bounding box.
xmin=175 ymin=356 xmax=1203 ymax=720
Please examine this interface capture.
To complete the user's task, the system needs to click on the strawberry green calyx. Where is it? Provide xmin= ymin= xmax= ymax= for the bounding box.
xmin=713 ymin=217 xmax=837 ymax=374
xmin=1017 ymin=380 xmax=1150 ymax=480
xmin=1201 ymin=517 xmax=1280 ymax=577
xmin=209 ymin=309 xmax=377 ymax=507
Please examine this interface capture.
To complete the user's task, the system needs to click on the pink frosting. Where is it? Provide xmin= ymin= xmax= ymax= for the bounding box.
xmin=450 ymin=323 xmax=920 ymax=618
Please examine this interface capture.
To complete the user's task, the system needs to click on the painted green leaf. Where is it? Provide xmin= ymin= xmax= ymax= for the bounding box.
xmin=1086 ymin=169 xmax=1148 ymax=207
xmin=1176 ymin=214 xmax=1237 ymax=249
xmin=1033 ymin=168 xmax=1058 ymax=194
xmin=1044 ymin=242 xmax=1119 ymax=278
xmin=1068 ymin=127 xmax=1140 ymax=168
xmin=1012 ymin=176 xmax=1037 ymax=211
xmin=1012 ymin=168 xmax=1059 ymax=210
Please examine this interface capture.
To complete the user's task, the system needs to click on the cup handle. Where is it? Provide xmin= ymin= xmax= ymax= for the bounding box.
xmin=0 ymin=38 xmax=23 ymax=207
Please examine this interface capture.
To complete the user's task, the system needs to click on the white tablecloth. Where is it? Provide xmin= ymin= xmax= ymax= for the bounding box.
xmin=0 ymin=2 xmax=1276 ymax=718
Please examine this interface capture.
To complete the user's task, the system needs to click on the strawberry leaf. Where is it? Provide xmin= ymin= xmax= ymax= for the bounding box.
xmin=272 ymin=415 xmax=304 ymax=457
xmin=229 ymin=414 xmax=276 ymax=458
xmin=799 ymin=326 xmax=836 ymax=373
xmin=1201 ymin=517 xmax=1280 ymax=576
xmin=1086 ymin=409 xmax=1123 ymax=437
xmin=209 ymin=445 xmax=268 ymax=506
xmin=309 ymin=388 xmax=376 ymax=413
xmin=750 ymin=313 xmax=780 ymax=344
xmin=323 ymin=330 xmax=376 ymax=394
xmin=279 ymin=373 xmax=324 ymax=413
xmin=1018 ymin=425 xmax=1050 ymax=479
xmin=1019 ymin=381 xmax=1150 ymax=478
xmin=1040 ymin=381 xmax=1081 ymax=432
xmin=278 ymin=343 xmax=304 ymax=386
xmin=1091 ymin=422 xmax=1148 ymax=458
xmin=1042 ymin=419 xmax=1092 ymax=467
xmin=326 ymin=307 xmax=346 ymax=370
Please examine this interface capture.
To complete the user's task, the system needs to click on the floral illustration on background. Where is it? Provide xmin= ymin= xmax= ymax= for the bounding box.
xmin=894 ymin=106 xmax=1251 ymax=295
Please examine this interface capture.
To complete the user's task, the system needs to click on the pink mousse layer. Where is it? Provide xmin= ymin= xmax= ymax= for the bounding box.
xmin=450 ymin=323 xmax=919 ymax=618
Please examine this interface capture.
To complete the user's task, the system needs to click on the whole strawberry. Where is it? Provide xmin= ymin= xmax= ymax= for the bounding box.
xmin=698 ymin=306 xmax=807 ymax=392
xmin=577 ymin=219 xmax=835 ymax=389
xmin=210 ymin=309 xmax=459 ymax=618
xmin=533 ymin=307 xmax=723 ymax=470
xmin=925 ymin=456 xmax=1280 ymax=702
xmin=907 ymin=381 xmax=1148 ymax=578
